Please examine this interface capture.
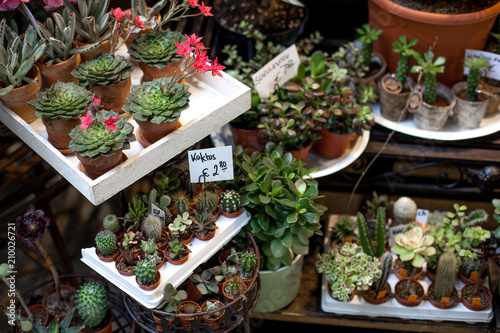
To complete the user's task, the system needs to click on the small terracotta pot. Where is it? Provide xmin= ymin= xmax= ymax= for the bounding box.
xmin=222 ymin=277 xmax=246 ymax=307
xmin=461 ymin=283 xmax=493 ymax=311
xmin=393 ymin=259 xmax=423 ymax=280
xmin=37 ymin=52 xmax=81 ymax=87
xmin=353 ymin=52 xmax=387 ymax=87
xmin=0 ymin=65 xmax=42 ymax=123
xmin=427 ymin=283 xmax=458 ymax=309
xmin=115 ymin=255 xmax=136 ymax=276
xmin=177 ymin=300 xmax=201 ymax=327
xmin=378 ymin=74 xmax=414 ymax=122
xmin=229 ymin=124 xmax=267 ymax=153
xmin=451 ymin=81 xmax=489 ymax=129
xmin=136 ymin=118 xmax=181 ymax=147
xmin=201 ymin=300 xmax=225 ymax=329
xmin=413 ymin=83 xmax=456 ymax=131
xmin=285 ymin=142 xmax=313 ymax=162
xmin=151 ymin=311 xmax=174 ymax=332
xmin=92 ymin=309 xmax=113 ymax=333
xmin=166 ymin=245 xmax=190 ymax=265
xmin=426 ymin=268 xmax=436 ymax=283
xmin=87 ymin=76 xmax=131 ymax=114
xmin=193 ymin=229 xmax=216 ymax=241
xmin=240 ymin=271 xmax=255 ymax=288
xmin=139 ymin=60 xmax=181 ymax=82
xmin=186 ymin=278 xmax=203 ymax=302
xmin=95 ymin=247 xmax=120 ymax=262
xmin=76 ymin=150 xmax=124 ymax=180
xmin=41 ymin=285 xmax=77 ymax=321
xmin=327 ymin=283 xmax=358 ymax=302
xmin=458 ymin=269 xmax=487 ymax=285
xmin=169 ymin=232 xmax=193 ymax=245
xmin=361 ymin=282 xmax=391 ymax=305
xmin=221 ymin=207 xmax=244 ymax=219
xmin=136 ymin=270 xmax=161 ymax=291
xmin=42 ymin=118 xmax=81 ymax=155
xmin=74 ymin=39 xmax=111 ymax=63
xmin=218 ymin=249 xmax=238 ymax=267
xmin=394 ymin=278 xmax=424 ymax=307
xmin=314 ymin=129 xmax=356 ymax=159
xmin=17 ymin=304 xmax=49 ymax=331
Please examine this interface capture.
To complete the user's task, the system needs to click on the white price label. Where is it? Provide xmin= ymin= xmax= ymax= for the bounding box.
xmin=389 ymin=224 xmax=409 ymax=248
xmin=188 ymin=146 xmax=234 ymax=183
xmin=415 ymin=208 xmax=429 ymax=224
xmin=150 ymin=203 xmax=166 ymax=228
xmin=252 ymin=44 xmax=301 ymax=99
xmin=464 ymin=49 xmax=500 ymax=81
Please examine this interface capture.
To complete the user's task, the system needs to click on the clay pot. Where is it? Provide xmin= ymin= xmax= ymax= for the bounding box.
xmin=314 ymin=128 xmax=356 ymax=159
xmin=87 ymin=76 xmax=131 ymax=114
xmin=17 ymin=304 xmax=49 ymax=332
xmin=152 ymin=311 xmax=174 ymax=332
xmin=193 ymin=229 xmax=216 ymax=241
xmin=37 ymin=52 xmax=80 ymax=87
xmin=458 ymin=269 xmax=487 ymax=285
xmin=229 ymin=124 xmax=267 ymax=153
xmin=426 ymin=268 xmax=435 ymax=283
xmin=353 ymin=52 xmax=387 ymax=87
xmin=76 ymin=150 xmax=125 ymax=180
xmin=136 ymin=270 xmax=161 ymax=291
xmin=413 ymin=83 xmax=456 ymax=131
xmin=74 ymin=40 xmax=111 ymax=63
xmin=0 ymin=65 xmax=42 ymax=123
xmin=221 ymin=207 xmax=244 ymax=219
xmin=186 ymin=278 xmax=203 ymax=302
xmin=461 ymin=283 xmax=492 ymax=311
xmin=166 ymin=244 xmax=190 ymax=265
xmin=211 ymin=278 xmax=225 ymax=295
xmin=393 ymin=259 xmax=423 ymax=280
xmin=95 ymin=247 xmax=120 ymax=262
xmin=218 ymin=249 xmax=238 ymax=267
xmin=378 ymin=74 xmax=415 ymax=122
xmin=361 ymin=282 xmax=391 ymax=305
xmin=141 ymin=250 xmax=166 ymax=270
xmin=394 ymin=278 xmax=424 ymax=307
xmin=201 ymin=300 xmax=225 ymax=329
xmin=222 ymin=277 xmax=246 ymax=307
xmin=139 ymin=60 xmax=181 ymax=82
xmin=168 ymin=232 xmax=193 ymax=245
xmin=42 ymin=118 xmax=81 ymax=155
xmin=115 ymin=255 xmax=136 ymax=276
xmin=240 ymin=271 xmax=255 ymax=288
xmin=327 ymin=284 xmax=358 ymax=302
xmin=427 ymin=283 xmax=458 ymax=309
xmin=41 ymin=285 xmax=77 ymax=321
xmin=451 ymin=81 xmax=489 ymax=129
xmin=285 ymin=142 xmax=313 ymax=162
xmin=136 ymin=118 xmax=181 ymax=147
xmin=369 ymin=0 xmax=500 ymax=87
xmin=177 ymin=300 xmax=201 ymax=327
xmin=481 ymin=78 xmax=500 ymax=116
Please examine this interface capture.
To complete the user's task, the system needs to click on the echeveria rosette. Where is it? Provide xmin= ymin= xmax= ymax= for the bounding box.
xmin=69 ymin=110 xmax=136 ymax=159
xmin=16 ymin=205 xmax=50 ymax=248
xmin=122 ymin=77 xmax=191 ymax=124
xmin=128 ymin=30 xmax=185 ymax=68
xmin=29 ymin=81 xmax=94 ymax=119
xmin=71 ymin=54 xmax=132 ymax=86
xmin=391 ymin=226 xmax=436 ymax=268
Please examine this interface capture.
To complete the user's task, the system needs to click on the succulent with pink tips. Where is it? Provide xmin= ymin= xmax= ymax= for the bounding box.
xmin=391 ymin=226 xmax=436 ymax=268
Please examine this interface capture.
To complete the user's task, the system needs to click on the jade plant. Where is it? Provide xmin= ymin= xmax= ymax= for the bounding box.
xmin=392 ymin=35 xmax=419 ymax=85
xmin=123 ymin=77 xmax=191 ymax=124
xmin=189 ymin=269 xmax=219 ymax=295
xmin=141 ymin=214 xmax=163 ymax=242
xmin=168 ymin=212 xmax=192 ymax=239
xmin=411 ymin=49 xmax=446 ymax=105
xmin=357 ymin=207 xmax=386 ymax=258
xmin=75 ymin=282 xmax=108 ymax=328
xmin=330 ymin=42 xmax=367 ymax=81
xmin=29 ymin=82 xmax=94 ymax=120
xmin=156 ymin=283 xmax=188 ymax=316
xmin=135 ymin=258 xmax=158 ymax=285
xmin=69 ymin=109 xmax=136 ymax=160
xmin=463 ymin=57 xmax=491 ymax=101
xmin=95 ymin=230 xmax=118 ymax=257
xmin=33 ymin=308 xmax=82 ymax=333
xmin=191 ymin=210 xmax=217 ymax=239
xmin=356 ymin=23 xmax=383 ymax=69
xmin=219 ymin=190 xmax=242 ymax=214
xmin=316 ymin=243 xmax=381 ymax=302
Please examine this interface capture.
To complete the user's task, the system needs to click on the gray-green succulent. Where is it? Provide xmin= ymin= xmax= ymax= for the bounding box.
xmin=71 ymin=53 xmax=132 ymax=86
xmin=64 ymin=0 xmax=112 ymax=43
xmin=127 ymin=30 xmax=185 ymax=68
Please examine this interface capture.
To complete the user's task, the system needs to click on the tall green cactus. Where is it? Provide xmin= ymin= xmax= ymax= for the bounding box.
xmin=464 ymin=57 xmax=490 ymax=101
xmin=375 ymin=208 xmax=386 ymax=257
xmin=357 ymin=212 xmax=374 ymax=257
xmin=76 ymin=282 xmax=108 ymax=327
xmin=434 ymin=252 xmax=457 ymax=299
xmin=375 ymin=252 xmax=393 ymax=292
xmin=411 ymin=50 xmax=446 ymax=105
xmin=392 ymin=36 xmax=418 ymax=85
xmin=357 ymin=208 xmax=386 ymax=258
xmin=173 ymin=191 xmax=190 ymax=215
xmin=356 ymin=23 xmax=383 ymax=69
xmin=240 ymin=251 xmax=257 ymax=280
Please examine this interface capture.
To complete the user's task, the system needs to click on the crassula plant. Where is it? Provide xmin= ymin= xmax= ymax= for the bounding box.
xmin=157 ymin=283 xmax=188 ymax=316
xmin=321 ymin=92 xmax=374 ymax=135
xmin=411 ymin=49 xmax=446 ymax=105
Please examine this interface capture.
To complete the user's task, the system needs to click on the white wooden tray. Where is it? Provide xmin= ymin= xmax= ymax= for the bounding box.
xmin=81 ymin=209 xmax=250 ymax=309
xmin=0 ymin=67 xmax=251 ymax=205
xmin=320 ymin=215 xmax=493 ymax=323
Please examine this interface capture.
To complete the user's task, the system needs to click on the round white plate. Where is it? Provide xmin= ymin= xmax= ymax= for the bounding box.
xmin=210 ymin=124 xmax=370 ymax=179
xmin=372 ymin=104 xmax=500 ymax=141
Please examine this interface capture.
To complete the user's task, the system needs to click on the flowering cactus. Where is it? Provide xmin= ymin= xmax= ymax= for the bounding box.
xmin=391 ymin=225 xmax=436 ymax=268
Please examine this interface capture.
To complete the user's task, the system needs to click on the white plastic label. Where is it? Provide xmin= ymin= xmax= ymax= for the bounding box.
xmin=188 ymin=146 xmax=234 ymax=183
xmin=150 ymin=203 xmax=166 ymax=228
xmin=389 ymin=224 xmax=409 ymax=248
xmin=415 ymin=208 xmax=429 ymax=223
xmin=464 ymin=49 xmax=500 ymax=80
xmin=252 ymin=44 xmax=301 ymax=99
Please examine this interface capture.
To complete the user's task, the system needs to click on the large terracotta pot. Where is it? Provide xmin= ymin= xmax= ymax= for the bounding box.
xmin=42 ymin=118 xmax=81 ymax=155
xmin=87 ymin=76 xmax=131 ymax=114
xmin=37 ymin=52 xmax=81 ymax=87
xmin=314 ymin=129 xmax=355 ymax=159
xmin=74 ymin=40 xmax=111 ymax=63
xmin=41 ymin=285 xmax=78 ymax=321
xmin=138 ymin=60 xmax=181 ymax=82
xmin=229 ymin=124 xmax=267 ymax=153
xmin=136 ymin=118 xmax=181 ymax=147
xmin=369 ymin=0 xmax=500 ymax=87
xmin=0 ymin=66 xmax=42 ymax=123
xmin=76 ymin=149 xmax=124 ymax=180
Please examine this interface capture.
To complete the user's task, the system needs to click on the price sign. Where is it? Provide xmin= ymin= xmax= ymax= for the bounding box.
xmin=188 ymin=146 xmax=234 ymax=183
xmin=464 ymin=49 xmax=500 ymax=80
xmin=416 ymin=209 xmax=429 ymax=223
xmin=389 ymin=224 xmax=409 ymax=248
xmin=252 ymin=44 xmax=301 ymax=99
xmin=149 ymin=203 xmax=166 ymax=228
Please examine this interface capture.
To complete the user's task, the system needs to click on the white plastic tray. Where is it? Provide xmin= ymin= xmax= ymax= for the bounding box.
xmin=0 ymin=49 xmax=251 ymax=205
xmin=81 ymin=209 xmax=250 ymax=308
xmin=320 ymin=215 xmax=493 ymax=323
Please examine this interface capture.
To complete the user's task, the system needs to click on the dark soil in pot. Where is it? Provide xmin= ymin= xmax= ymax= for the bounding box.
xmin=462 ymin=283 xmax=492 ymax=307
xmin=393 ymin=259 xmax=423 ymax=280
xmin=390 ymin=0 xmax=499 ymax=14
xmin=362 ymin=282 xmax=391 ymax=304
xmin=427 ymin=283 xmax=458 ymax=309
xmin=395 ymin=279 xmax=424 ymax=300
xmin=116 ymin=256 xmax=136 ymax=275
xmin=43 ymin=285 xmax=77 ymax=318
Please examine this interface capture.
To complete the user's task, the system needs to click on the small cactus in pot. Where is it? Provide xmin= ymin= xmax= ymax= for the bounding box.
xmin=135 ymin=258 xmax=159 ymax=287
xmin=219 ymin=190 xmax=242 ymax=216
xmin=239 ymin=251 xmax=257 ymax=280
xmin=95 ymin=229 xmax=118 ymax=258
xmin=173 ymin=191 xmax=191 ymax=215
xmin=103 ymin=214 xmax=122 ymax=234
xmin=196 ymin=190 xmax=220 ymax=215
xmin=76 ymin=281 xmax=109 ymax=328
xmin=142 ymin=214 xmax=163 ymax=242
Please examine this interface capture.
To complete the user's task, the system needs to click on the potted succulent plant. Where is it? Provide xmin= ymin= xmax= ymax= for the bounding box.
xmin=0 ymin=21 xmax=47 ymax=123
xmin=219 ymin=189 xmax=243 ymax=218
xmin=135 ymin=258 xmax=161 ymax=290
xmin=123 ymin=0 xmax=163 ymax=46
xmin=116 ymin=231 xmax=142 ymax=276
xmin=191 ymin=210 xmax=218 ymax=240
xmin=356 ymin=208 xmax=386 ymax=259
xmin=354 ymin=23 xmax=386 ymax=87
xmin=451 ymin=57 xmax=491 ymax=129
xmin=95 ymin=229 xmax=119 ymax=262
xmin=222 ymin=275 xmax=246 ymax=307
xmin=239 ymin=250 xmax=257 ymax=287
xmin=101 ymin=214 xmax=125 ymax=241
xmin=153 ymin=283 xmax=188 ymax=329
xmin=75 ymin=282 xmax=112 ymax=333
xmin=195 ymin=188 xmax=220 ymax=217
xmin=141 ymin=213 xmax=168 ymax=249
xmin=176 ymin=300 xmax=201 ymax=327
xmin=411 ymin=49 xmax=456 ymax=131
xmin=427 ymin=252 xmax=459 ymax=309
xmin=316 ymin=243 xmax=381 ymax=302
xmin=166 ymin=239 xmax=190 ymax=265
xmin=32 ymin=308 xmax=83 ymax=333
xmin=201 ymin=300 xmax=225 ymax=329
xmin=361 ymin=252 xmax=393 ymax=304
xmin=330 ymin=216 xmax=358 ymax=246
xmin=140 ymin=239 xmax=165 ymax=269
xmin=187 ymin=268 xmax=219 ymax=302
xmin=168 ymin=212 xmax=193 ymax=244
xmin=29 ymin=82 xmax=94 ymax=155
xmin=122 ymin=76 xmax=191 ymax=147
xmin=378 ymin=36 xmax=418 ymax=122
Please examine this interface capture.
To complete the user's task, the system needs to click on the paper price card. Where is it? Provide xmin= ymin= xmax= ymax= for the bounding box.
xmin=252 ymin=44 xmax=301 ymax=99
xmin=464 ymin=49 xmax=500 ymax=81
xmin=416 ymin=209 xmax=429 ymax=223
xmin=389 ymin=224 xmax=409 ymax=248
xmin=188 ymin=146 xmax=234 ymax=183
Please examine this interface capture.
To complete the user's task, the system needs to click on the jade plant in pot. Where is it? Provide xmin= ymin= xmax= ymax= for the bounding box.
xmin=354 ymin=23 xmax=386 ymax=88
xmin=378 ymin=35 xmax=418 ymax=122
xmin=75 ymin=281 xmax=111 ymax=332
xmin=29 ymin=82 xmax=94 ymax=155
xmin=316 ymin=243 xmax=381 ymax=302
xmin=410 ymin=49 xmax=456 ymax=131
xmin=68 ymin=106 xmax=135 ymax=179
xmin=391 ymin=224 xmax=436 ymax=307
xmin=451 ymin=57 xmax=491 ymax=129
xmin=361 ymin=252 xmax=393 ymax=304
xmin=427 ymin=252 xmax=459 ymax=309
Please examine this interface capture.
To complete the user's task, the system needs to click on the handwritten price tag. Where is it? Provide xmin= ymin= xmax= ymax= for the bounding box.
xmin=149 ymin=203 xmax=166 ymax=228
xmin=389 ymin=224 xmax=408 ymax=248
xmin=416 ymin=209 xmax=429 ymax=223
xmin=252 ymin=44 xmax=300 ymax=99
xmin=188 ymin=146 xmax=234 ymax=183
xmin=464 ymin=49 xmax=500 ymax=80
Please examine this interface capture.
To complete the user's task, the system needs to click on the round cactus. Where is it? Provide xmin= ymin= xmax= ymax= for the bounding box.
xmin=102 ymin=214 xmax=120 ymax=233
xmin=141 ymin=214 xmax=162 ymax=242
xmin=196 ymin=191 xmax=219 ymax=215
xmin=76 ymin=282 xmax=109 ymax=327
xmin=240 ymin=251 xmax=256 ymax=280
xmin=392 ymin=196 xmax=417 ymax=225
xmin=135 ymin=259 xmax=157 ymax=285
xmin=219 ymin=190 xmax=241 ymax=214
xmin=95 ymin=230 xmax=117 ymax=256
xmin=173 ymin=191 xmax=190 ymax=215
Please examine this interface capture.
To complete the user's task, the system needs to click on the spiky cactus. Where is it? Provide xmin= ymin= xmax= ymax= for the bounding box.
xmin=219 ymin=190 xmax=241 ymax=214
xmin=95 ymin=230 xmax=117 ymax=256
xmin=240 ymin=251 xmax=257 ymax=280
xmin=411 ymin=50 xmax=446 ymax=105
xmin=224 ymin=276 xmax=245 ymax=297
xmin=141 ymin=214 xmax=162 ymax=242
xmin=71 ymin=54 xmax=132 ymax=86
xmin=103 ymin=214 xmax=120 ymax=233
xmin=356 ymin=23 xmax=383 ymax=69
xmin=128 ymin=30 xmax=185 ymax=68
xmin=357 ymin=208 xmax=386 ymax=258
xmin=434 ymin=252 xmax=457 ymax=299
xmin=464 ymin=57 xmax=491 ymax=101
xmin=392 ymin=36 xmax=418 ymax=85
xmin=375 ymin=252 xmax=393 ymax=292
xmin=135 ymin=258 xmax=157 ymax=285
xmin=196 ymin=190 xmax=220 ymax=215
xmin=76 ymin=282 xmax=109 ymax=327
xmin=173 ymin=191 xmax=190 ymax=215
